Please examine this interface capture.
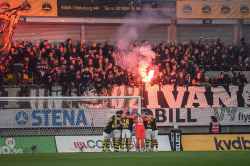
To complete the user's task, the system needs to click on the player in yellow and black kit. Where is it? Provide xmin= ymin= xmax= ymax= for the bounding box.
xmin=120 ymin=111 xmax=134 ymax=152
xmin=151 ymin=116 xmax=158 ymax=152
xmin=143 ymin=112 xmax=152 ymax=152
xmin=102 ymin=114 xmax=121 ymax=152
xmin=109 ymin=111 xmax=122 ymax=152
xmin=102 ymin=117 xmax=114 ymax=152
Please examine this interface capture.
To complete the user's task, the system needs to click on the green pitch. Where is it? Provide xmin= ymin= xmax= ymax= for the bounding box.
xmin=0 ymin=151 xmax=250 ymax=166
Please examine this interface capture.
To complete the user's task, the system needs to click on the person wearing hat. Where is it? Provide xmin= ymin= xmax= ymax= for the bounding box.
xmin=209 ymin=116 xmax=221 ymax=134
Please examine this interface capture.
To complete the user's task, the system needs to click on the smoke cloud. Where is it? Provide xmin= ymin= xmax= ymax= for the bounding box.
xmin=115 ymin=3 xmax=172 ymax=80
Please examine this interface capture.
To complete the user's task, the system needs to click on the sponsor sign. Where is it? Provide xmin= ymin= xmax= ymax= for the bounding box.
xmin=57 ymin=0 xmax=176 ymax=18
xmin=182 ymin=134 xmax=250 ymax=151
xmin=0 ymin=136 xmax=56 ymax=154
xmin=203 ymin=19 xmax=212 ymax=24
xmin=1 ymin=107 xmax=249 ymax=128
xmin=18 ymin=16 xmax=26 ymax=22
xmin=177 ymin=1 xmax=250 ymax=18
xmin=0 ymin=0 xmax=57 ymax=17
xmin=55 ymin=135 xmax=171 ymax=152
xmin=142 ymin=107 xmax=250 ymax=126
xmin=0 ymin=108 xmax=128 ymax=128
xmin=170 ymin=129 xmax=182 ymax=151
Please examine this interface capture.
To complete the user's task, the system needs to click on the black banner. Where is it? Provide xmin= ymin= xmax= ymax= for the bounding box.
xmin=170 ymin=129 xmax=182 ymax=151
xmin=58 ymin=0 xmax=176 ymax=18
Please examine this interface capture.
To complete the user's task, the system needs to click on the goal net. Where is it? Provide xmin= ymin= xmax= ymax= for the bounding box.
xmin=0 ymin=96 xmax=141 ymax=135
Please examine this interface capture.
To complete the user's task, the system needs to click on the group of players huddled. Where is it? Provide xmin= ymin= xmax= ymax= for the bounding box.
xmin=102 ymin=110 xmax=158 ymax=152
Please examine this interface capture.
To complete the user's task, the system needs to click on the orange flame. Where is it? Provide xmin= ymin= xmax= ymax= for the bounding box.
xmin=140 ymin=68 xmax=154 ymax=83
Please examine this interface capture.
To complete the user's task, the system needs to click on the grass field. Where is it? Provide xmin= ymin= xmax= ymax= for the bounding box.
xmin=1 ymin=151 xmax=250 ymax=166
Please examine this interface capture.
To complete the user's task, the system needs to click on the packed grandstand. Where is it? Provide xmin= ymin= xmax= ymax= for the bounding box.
xmin=0 ymin=37 xmax=249 ymax=97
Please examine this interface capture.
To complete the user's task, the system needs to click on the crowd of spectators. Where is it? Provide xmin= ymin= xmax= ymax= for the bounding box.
xmin=0 ymin=37 xmax=249 ymax=96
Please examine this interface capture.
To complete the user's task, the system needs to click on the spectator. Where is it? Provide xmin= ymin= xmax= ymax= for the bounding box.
xmin=185 ymin=73 xmax=191 ymax=85
xmin=59 ymin=68 xmax=69 ymax=96
xmin=103 ymin=41 xmax=113 ymax=58
xmin=90 ymin=41 xmax=98 ymax=55
xmin=93 ymin=72 xmax=103 ymax=94
xmin=68 ymin=65 xmax=76 ymax=96
xmin=81 ymin=67 xmax=92 ymax=94
xmin=66 ymin=39 xmax=74 ymax=54
xmin=11 ymin=47 xmax=24 ymax=85
xmin=107 ymin=73 xmax=116 ymax=88
xmin=197 ymin=51 xmax=207 ymax=66
xmin=40 ymin=39 xmax=48 ymax=49
xmin=223 ymin=70 xmax=231 ymax=85
xmin=216 ymin=73 xmax=226 ymax=85
xmin=70 ymin=46 xmax=78 ymax=59
xmin=177 ymin=72 xmax=185 ymax=86
xmin=232 ymin=72 xmax=239 ymax=86
xmin=209 ymin=75 xmax=216 ymax=86
xmin=239 ymin=72 xmax=247 ymax=85
xmin=42 ymin=69 xmax=53 ymax=96
xmin=202 ymin=76 xmax=211 ymax=87
xmin=209 ymin=55 xmax=218 ymax=71
xmin=218 ymin=54 xmax=227 ymax=71
xmin=28 ymin=51 xmax=41 ymax=84
xmin=235 ymin=56 xmax=244 ymax=71
xmin=192 ymin=73 xmax=202 ymax=85
xmin=209 ymin=116 xmax=221 ymax=134
xmin=0 ymin=65 xmax=3 ymax=86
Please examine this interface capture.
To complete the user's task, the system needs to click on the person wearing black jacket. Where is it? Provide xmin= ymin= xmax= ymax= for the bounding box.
xmin=28 ymin=51 xmax=41 ymax=84
xmin=231 ymin=72 xmax=240 ymax=86
xmin=59 ymin=68 xmax=69 ymax=96
xmin=218 ymin=54 xmax=228 ymax=71
xmin=80 ymin=68 xmax=92 ymax=94
xmin=93 ymin=73 xmax=103 ymax=94
xmin=114 ymin=72 xmax=123 ymax=86
xmin=223 ymin=70 xmax=231 ymax=85
xmin=103 ymin=41 xmax=113 ymax=58
xmin=11 ymin=47 xmax=24 ymax=85
xmin=42 ymin=69 xmax=53 ymax=96
xmin=68 ymin=65 xmax=76 ymax=96
xmin=239 ymin=72 xmax=247 ymax=85
xmin=216 ymin=73 xmax=226 ymax=85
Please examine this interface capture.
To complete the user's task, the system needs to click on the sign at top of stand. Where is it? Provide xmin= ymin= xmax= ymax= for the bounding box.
xmin=57 ymin=0 xmax=176 ymax=18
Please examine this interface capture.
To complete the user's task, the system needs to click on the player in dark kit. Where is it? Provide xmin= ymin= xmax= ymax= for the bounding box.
xmin=102 ymin=114 xmax=120 ymax=152
xmin=143 ymin=112 xmax=152 ymax=152
xmin=151 ymin=116 xmax=158 ymax=151
xmin=109 ymin=111 xmax=122 ymax=152
xmin=120 ymin=111 xmax=134 ymax=152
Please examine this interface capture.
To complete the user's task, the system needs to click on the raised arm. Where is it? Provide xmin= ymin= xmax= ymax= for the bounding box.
xmin=125 ymin=116 xmax=136 ymax=120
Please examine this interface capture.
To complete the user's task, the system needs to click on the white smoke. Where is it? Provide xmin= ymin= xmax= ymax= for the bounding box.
xmin=115 ymin=3 xmax=168 ymax=80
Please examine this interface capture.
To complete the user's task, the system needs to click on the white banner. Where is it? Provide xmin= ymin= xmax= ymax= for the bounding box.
xmin=0 ymin=108 xmax=120 ymax=128
xmin=143 ymin=107 xmax=250 ymax=126
xmin=55 ymin=135 xmax=171 ymax=152
xmin=0 ymin=107 xmax=249 ymax=128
